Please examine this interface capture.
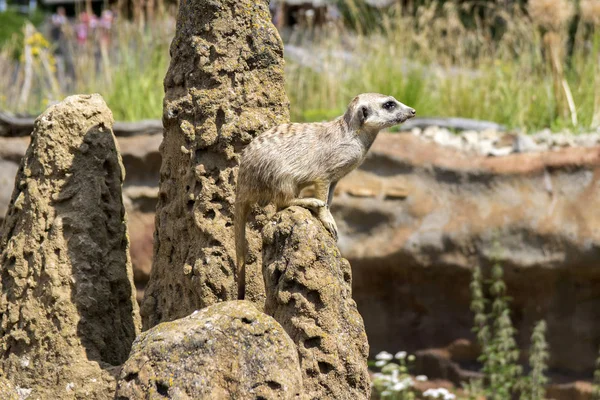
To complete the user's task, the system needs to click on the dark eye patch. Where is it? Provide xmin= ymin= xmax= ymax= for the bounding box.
xmin=383 ymin=101 xmax=396 ymax=110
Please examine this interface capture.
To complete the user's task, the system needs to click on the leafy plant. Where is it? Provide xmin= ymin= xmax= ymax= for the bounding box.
xmin=594 ymin=348 xmax=600 ymax=400
xmin=484 ymin=259 xmax=523 ymax=399
xmin=522 ymin=320 xmax=549 ymax=400
xmin=469 ymin=256 xmax=522 ymax=399
xmin=468 ymin=249 xmax=552 ymax=400
xmin=0 ymin=9 xmax=45 ymax=46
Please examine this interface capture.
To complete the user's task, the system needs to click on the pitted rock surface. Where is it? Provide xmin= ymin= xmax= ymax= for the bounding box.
xmin=140 ymin=0 xmax=289 ymax=329
xmin=3 ymin=129 xmax=600 ymax=378
xmin=116 ymin=301 xmax=303 ymax=399
xmin=0 ymin=94 xmax=140 ymax=399
xmin=263 ymin=207 xmax=370 ymax=399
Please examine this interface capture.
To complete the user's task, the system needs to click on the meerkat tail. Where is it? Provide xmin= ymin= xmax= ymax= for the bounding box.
xmin=234 ymin=198 xmax=251 ymax=300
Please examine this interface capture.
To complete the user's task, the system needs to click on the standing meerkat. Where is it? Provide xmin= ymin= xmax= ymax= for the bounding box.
xmin=235 ymin=93 xmax=416 ymax=299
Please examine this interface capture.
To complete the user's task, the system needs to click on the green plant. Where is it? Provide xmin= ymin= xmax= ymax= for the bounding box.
xmin=0 ymin=9 xmax=46 ymax=46
xmin=470 ymin=264 xmax=490 ymax=350
xmin=461 ymin=378 xmax=485 ymax=400
xmin=0 ymin=14 xmax=172 ymax=120
xmin=469 ymin=254 xmax=522 ymax=399
xmin=468 ymin=248 xmax=555 ymax=400
xmin=1 ymin=1 xmax=599 ymax=130
xmin=594 ymin=348 xmax=600 ymax=400
xmin=522 ymin=320 xmax=549 ymax=400
xmin=285 ymin=0 xmax=599 ymax=131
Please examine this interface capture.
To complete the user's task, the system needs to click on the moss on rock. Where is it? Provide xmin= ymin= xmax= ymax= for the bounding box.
xmin=116 ymin=301 xmax=302 ymax=399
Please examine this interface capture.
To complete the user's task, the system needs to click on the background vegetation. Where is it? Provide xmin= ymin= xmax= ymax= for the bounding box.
xmin=371 ymin=255 xmax=552 ymax=399
xmin=0 ymin=0 xmax=599 ymax=130
xmin=0 ymin=10 xmax=45 ymax=45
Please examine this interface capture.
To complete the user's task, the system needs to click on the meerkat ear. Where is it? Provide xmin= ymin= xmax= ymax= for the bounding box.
xmin=359 ymin=105 xmax=369 ymax=125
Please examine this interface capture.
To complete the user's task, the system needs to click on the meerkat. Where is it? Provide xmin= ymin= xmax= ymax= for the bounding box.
xmin=234 ymin=93 xmax=416 ymax=299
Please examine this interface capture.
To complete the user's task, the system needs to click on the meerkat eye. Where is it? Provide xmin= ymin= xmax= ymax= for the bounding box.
xmin=383 ymin=101 xmax=396 ymax=110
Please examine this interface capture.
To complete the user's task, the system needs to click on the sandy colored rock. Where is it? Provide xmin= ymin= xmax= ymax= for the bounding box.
xmin=0 ymin=377 xmax=17 ymax=400
xmin=141 ymin=0 xmax=289 ymax=329
xmin=4 ymin=125 xmax=600 ymax=379
xmin=116 ymin=301 xmax=303 ymax=399
xmin=0 ymin=135 xmax=161 ymax=305
xmin=263 ymin=207 xmax=370 ymax=399
xmin=0 ymin=94 xmax=141 ymax=398
xmin=546 ymin=381 xmax=593 ymax=400
xmin=414 ymin=348 xmax=481 ymax=386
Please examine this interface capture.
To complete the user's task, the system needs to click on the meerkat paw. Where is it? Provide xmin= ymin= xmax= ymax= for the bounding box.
xmin=322 ymin=219 xmax=339 ymax=241
xmin=318 ymin=208 xmax=339 ymax=241
xmin=288 ymin=197 xmax=327 ymax=212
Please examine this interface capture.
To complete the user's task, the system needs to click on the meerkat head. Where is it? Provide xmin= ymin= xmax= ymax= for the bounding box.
xmin=344 ymin=93 xmax=416 ymax=132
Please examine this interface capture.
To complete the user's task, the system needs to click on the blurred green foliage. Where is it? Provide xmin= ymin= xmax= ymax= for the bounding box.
xmin=0 ymin=10 xmax=46 ymax=46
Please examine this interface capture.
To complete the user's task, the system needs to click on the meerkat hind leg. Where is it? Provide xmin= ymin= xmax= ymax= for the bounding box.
xmin=327 ymin=181 xmax=338 ymax=207
xmin=313 ymin=180 xmax=339 ymax=241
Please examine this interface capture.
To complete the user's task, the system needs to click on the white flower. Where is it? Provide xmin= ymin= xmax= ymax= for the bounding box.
xmin=375 ymin=360 xmax=388 ymax=367
xmin=423 ymin=388 xmax=455 ymax=400
xmin=391 ymin=381 xmax=409 ymax=392
xmin=407 ymin=354 xmax=416 ymax=361
xmin=381 ymin=362 xmax=400 ymax=375
xmin=415 ymin=375 xmax=428 ymax=382
xmin=372 ymin=372 xmax=391 ymax=382
xmin=376 ymin=351 xmax=394 ymax=361
xmin=394 ymin=351 xmax=407 ymax=360
xmin=423 ymin=388 xmax=441 ymax=398
xmin=391 ymin=377 xmax=414 ymax=392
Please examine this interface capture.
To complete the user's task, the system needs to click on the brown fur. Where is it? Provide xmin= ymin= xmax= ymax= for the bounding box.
xmin=235 ymin=93 xmax=416 ymax=299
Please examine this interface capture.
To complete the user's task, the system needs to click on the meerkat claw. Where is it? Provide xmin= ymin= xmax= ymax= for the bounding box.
xmin=324 ymin=222 xmax=338 ymax=241
xmin=318 ymin=208 xmax=339 ymax=241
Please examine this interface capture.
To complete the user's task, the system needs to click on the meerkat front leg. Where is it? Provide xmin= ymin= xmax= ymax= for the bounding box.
xmin=285 ymin=198 xmax=327 ymax=212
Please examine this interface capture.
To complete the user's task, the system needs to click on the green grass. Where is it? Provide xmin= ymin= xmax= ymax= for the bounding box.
xmin=0 ymin=1 xmax=598 ymax=131
xmin=101 ymin=36 xmax=169 ymax=121
xmin=0 ymin=19 xmax=171 ymax=121
xmin=285 ymin=2 xmax=600 ymax=132
xmin=0 ymin=10 xmax=45 ymax=45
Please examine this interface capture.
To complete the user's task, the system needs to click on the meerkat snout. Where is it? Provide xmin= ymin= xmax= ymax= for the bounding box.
xmin=355 ymin=96 xmax=416 ymax=130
